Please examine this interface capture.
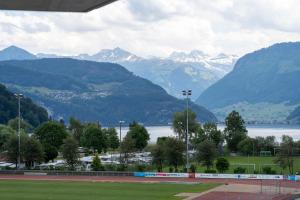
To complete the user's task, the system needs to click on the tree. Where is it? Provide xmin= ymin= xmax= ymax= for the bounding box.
xmin=120 ymin=134 xmax=136 ymax=163
xmin=203 ymin=123 xmax=223 ymax=147
xmin=216 ymin=157 xmax=230 ymax=173
xmin=237 ymin=137 xmax=254 ymax=155
xmin=253 ymin=136 xmax=277 ymax=156
xmin=8 ymin=117 xmax=33 ymax=133
xmin=172 ymin=109 xmax=201 ymax=140
xmin=34 ymin=121 xmax=68 ymax=149
xmin=196 ymin=140 xmax=217 ymax=170
xmin=69 ymin=117 xmax=84 ymax=144
xmin=43 ymin=144 xmax=58 ymax=163
xmin=23 ymin=138 xmax=44 ymax=169
xmin=151 ymin=138 xmax=167 ymax=172
xmin=91 ymin=153 xmax=104 ymax=171
xmin=274 ymin=135 xmax=295 ymax=174
xmin=103 ymin=128 xmax=119 ymax=150
xmin=164 ymin=137 xmax=185 ymax=172
xmin=127 ymin=122 xmax=149 ymax=151
xmin=81 ymin=124 xmax=107 ymax=153
xmin=61 ymin=137 xmax=79 ymax=170
xmin=224 ymin=111 xmax=248 ymax=152
xmin=0 ymin=125 xmax=15 ymax=151
xmin=4 ymin=133 xmax=28 ymax=168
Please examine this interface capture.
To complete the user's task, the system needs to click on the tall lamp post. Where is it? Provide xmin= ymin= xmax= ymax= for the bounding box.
xmin=182 ymin=90 xmax=192 ymax=170
xmin=15 ymin=93 xmax=23 ymax=169
xmin=119 ymin=120 xmax=125 ymax=164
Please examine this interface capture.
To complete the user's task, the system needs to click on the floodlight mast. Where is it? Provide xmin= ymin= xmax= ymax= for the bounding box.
xmin=14 ymin=93 xmax=23 ymax=169
xmin=182 ymin=90 xmax=192 ymax=171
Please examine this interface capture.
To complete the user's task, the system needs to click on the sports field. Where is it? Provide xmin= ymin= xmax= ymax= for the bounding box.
xmin=0 ymin=180 xmax=219 ymax=200
xmin=187 ymin=156 xmax=300 ymax=174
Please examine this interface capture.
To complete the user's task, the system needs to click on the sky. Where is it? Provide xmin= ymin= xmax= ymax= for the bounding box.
xmin=0 ymin=0 xmax=300 ymax=58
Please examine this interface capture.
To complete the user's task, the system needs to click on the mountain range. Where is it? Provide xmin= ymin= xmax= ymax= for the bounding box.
xmin=0 ymin=46 xmax=238 ymax=100
xmin=196 ymin=42 xmax=300 ymax=124
xmin=0 ymin=58 xmax=217 ymax=125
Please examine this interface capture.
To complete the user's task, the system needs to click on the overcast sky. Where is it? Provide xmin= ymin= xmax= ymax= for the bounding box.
xmin=0 ymin=0 xmax=300 ymax=58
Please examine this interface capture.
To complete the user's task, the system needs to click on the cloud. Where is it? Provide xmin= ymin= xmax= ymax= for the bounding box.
xmin=0 ymin=0 xmax=300 ymax=57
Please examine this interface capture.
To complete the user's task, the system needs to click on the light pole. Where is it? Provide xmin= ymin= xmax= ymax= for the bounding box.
xmin=15 ymin=93 xmax=23 ymax=169
xmin=119 ymin=120 xmax=125 ymax=164
xmin=182 ymin=90 xmax=192 ymax=170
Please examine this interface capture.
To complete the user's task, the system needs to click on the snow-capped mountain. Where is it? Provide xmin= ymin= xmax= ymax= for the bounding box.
xmin=0 ymin=46 xmax=238 ymax=100
xmin=168 ymin=50 xmax=238 ymax=72
xmin=168 ymin=50 xmax=210 ymax=63
xmin=77 ymin=47 xmax=142 ymax=63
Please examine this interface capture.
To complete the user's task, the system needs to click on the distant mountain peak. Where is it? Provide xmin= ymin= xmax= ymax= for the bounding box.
xmin=90 ymin=47 xmax=142 ymax=62
xmin=168 ymin=50 xmax=210 ymax=63
xmin=0 ymin=45 xmax=36 ymax=61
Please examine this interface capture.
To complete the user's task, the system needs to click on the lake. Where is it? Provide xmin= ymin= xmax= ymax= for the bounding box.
xmin=119 ymin=125 xmax=300 ymax=143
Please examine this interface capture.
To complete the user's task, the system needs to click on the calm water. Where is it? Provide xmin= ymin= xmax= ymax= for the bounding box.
xmin=120 ymin=125 xmax=300 ymax=143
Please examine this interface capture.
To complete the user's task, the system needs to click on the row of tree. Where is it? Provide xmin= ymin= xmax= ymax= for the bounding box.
xmin=0 ymin=117 xmax=150 ymax=169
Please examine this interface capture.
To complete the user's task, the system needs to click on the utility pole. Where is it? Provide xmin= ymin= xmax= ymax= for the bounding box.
xmin=182 ymin=90 xmax=192 ymax=170
xmin=15 ymin=93 xmax=23 ymax=169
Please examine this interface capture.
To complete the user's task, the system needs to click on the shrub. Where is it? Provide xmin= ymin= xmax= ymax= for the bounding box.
xmin=91 ymin=154 xmax=105 ymax=171
xmin=204 ymin=169 xmax=217 ymax=173
xmin=117 ymin=164 xmax=127 ymax=172
xmin=262 ymin=166 xmax=276 ymax=174
xmin=136 ymin=164 xmax=147 ymax=172
xmin=189 ymin=164 xmax=197 ymax=173
xmin=105 ymin=164 xmax=117 ymax=171
xmin=169 ymin=167 xmax=174 ymax=173
xmin=234 ymin=167 xmax=246 ymax=174
xmin=215 ymin=158 xmax=230 ymax=173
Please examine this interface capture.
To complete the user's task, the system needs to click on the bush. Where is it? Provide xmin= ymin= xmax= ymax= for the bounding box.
xmin=117 ymin=164 xmax=127 ymax=172
xmin=91 ymin=154 xmax=105 ymax=171
xmin=189 ymin=164 xmax=197 ymax=173
xmin=262 ymin=166 xmax=276 ymax=174
xmin=169 ymin=167 xmax=174 ymax=173
xmin=105 ymin=164 xmax=117 ymax=171
xmin=204 ymin=169 xmax=217 ymax=173
xmin=215 ymin=158 xmax=230 ymax=173
xmin=234 ymin=167 xmax=246 ymax=174
xmin=136 ymin=164 xmax=147 ymax=172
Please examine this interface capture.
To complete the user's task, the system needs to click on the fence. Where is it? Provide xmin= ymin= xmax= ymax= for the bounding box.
xmin=0 ymin=170 xmax=133 ymax=177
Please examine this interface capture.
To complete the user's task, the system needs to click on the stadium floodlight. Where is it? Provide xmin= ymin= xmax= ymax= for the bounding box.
xmin=14 ymin=93 xmax=23 ymax=170
xmin=119 ymin=120 xmax=125 ymax=164
xmin=0 ymin=0 xmax=117 ymax=12
xmin=182 ymin=90 xmax=192 ymax=170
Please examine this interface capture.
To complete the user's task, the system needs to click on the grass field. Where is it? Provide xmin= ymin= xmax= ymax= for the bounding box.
xmin=224 ymin=156 xmax=300 ymax=174
xmin=162 ymin=156 xmax=300 ymax=174
xmin=0 ymin=180 xmax=219 ymax=200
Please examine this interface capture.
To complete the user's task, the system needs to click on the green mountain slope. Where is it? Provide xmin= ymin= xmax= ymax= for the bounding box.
xmin=0 ymin=84 xmax=48 ymax=127
xmin=0 ymin=58 xmax=216 ymax=125
xmin=196 ymin=42 xmax=300 ymax=123
xmin=287 ymin=106 xmax=300 ymax=123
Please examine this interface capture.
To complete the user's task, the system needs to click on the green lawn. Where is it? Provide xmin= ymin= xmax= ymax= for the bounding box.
xmin=0 ymin=180 xmax=219 ymax=200
xmin=224 ymin=156 xmax=300 ymax=174
xmin=161 ymin=156 xmax=300 ymax=174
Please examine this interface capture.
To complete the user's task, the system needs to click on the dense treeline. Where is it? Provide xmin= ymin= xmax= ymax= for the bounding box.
xmin=0 ymin=108 xmax=299 ymax=174
xmin=151 ymin=110 xmax=300 ymax=174
xmin=0 ymin=117 xmax=149 ymax=170
xmin=0 ymin=84 xmax=48 ymax=127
